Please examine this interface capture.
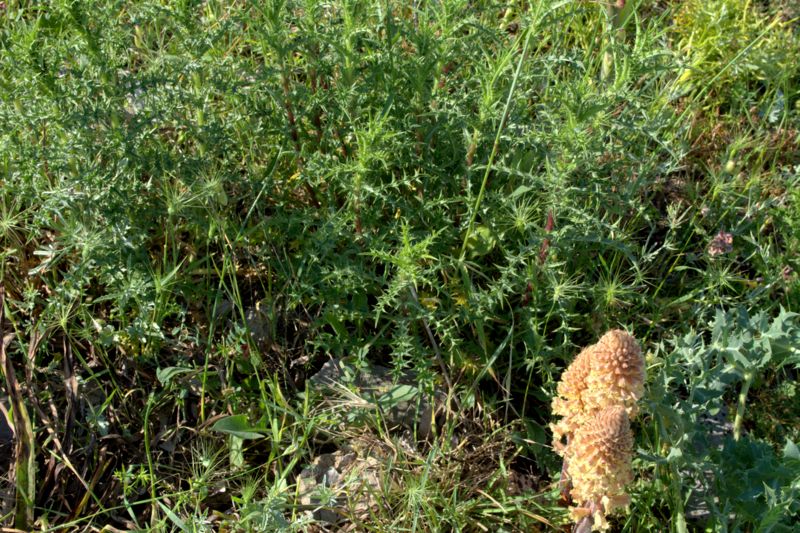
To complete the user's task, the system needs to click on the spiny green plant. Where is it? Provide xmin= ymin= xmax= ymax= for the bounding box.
xmin=1 ymin=0 xmax=799 ymax=530
xmin=644 ymin=307 xmax=800 ymax=531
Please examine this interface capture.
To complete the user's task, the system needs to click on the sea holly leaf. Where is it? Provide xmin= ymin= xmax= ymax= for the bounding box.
xmin=156 ymin=366 xmax=194 ymax=385
xmin=691 ymin=377 xmax=727 ymax=406
xmin=757 ymin=343 xmax=774 ymax=367
xmin=376 ymin=384 xmax=418 ymax=409
xmin=212 ymin=415 xmax=267 ymax=440
xmin=768 ymin=308 xmax=799 ymax=338
xmin=783 ymin=439 xmax=800 ymax=461
xmin=749 ymin=310 xmax=769 ymax=334
xmin=724 ymin=347 xmax=753 ymax=372
xmin=711 ymin=308 xmax=729 ymax=346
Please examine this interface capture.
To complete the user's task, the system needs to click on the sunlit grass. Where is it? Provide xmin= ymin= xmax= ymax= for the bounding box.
xmin=0 ymin=0 xmax=798 ymax=530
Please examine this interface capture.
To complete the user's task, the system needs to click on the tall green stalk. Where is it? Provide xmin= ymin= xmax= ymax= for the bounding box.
xmin=733 ymin=371 xmax=754 ymax=441
xmin=459 ymin=12 xmax=537 ymax=259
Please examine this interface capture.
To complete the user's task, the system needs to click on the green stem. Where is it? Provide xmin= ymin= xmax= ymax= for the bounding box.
xmin=144 ymin=392 xmax=158 ymax=525
xmin=733 ymin=371 xmax=754 ymax=441
xmin=601 ymin=2 xmax=615 ymax=82
xmin=460 ymin=18 xmax=535 ymax=259
xmin=670 ymin=464 xmax=688 ymax=533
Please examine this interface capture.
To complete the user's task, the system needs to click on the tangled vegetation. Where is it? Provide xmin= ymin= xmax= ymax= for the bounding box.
xmin=1 ymin=0 xmax=799 ymax=531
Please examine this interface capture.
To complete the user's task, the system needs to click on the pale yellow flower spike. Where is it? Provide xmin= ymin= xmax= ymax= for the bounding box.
xmin=550 ymin=329 xmax=645 ymax=530
xmin=583 ymin=329 xmax=645 ymax=418
xmin=550 ymin=345 xmax=594 ymax=455
xmin=568 ymin=405 xmax=634 ymax=530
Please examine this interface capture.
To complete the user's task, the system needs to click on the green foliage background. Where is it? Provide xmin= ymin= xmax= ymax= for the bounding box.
xmin=0 ymin=0 xmax=798 ymax=530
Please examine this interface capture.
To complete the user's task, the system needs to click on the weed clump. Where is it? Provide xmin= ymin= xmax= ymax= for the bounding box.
xmin=672 ymin=0 xmax=799 ymax=108
xmin=1 ymin=0 xmax=799 ymax=529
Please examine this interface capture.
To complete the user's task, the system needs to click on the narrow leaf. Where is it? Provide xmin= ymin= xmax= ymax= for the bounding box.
xmin=211 ymin=415 xmax=266 ymax=440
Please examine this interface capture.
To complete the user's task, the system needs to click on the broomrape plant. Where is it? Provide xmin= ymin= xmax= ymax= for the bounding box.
xmin=551 ymin=330 xmax=646 ymax=531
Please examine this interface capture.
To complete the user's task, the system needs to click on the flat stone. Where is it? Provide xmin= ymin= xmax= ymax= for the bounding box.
xmin=297 ymin=444 xmax=383 ymax=524
xmin=309 ymin=358 xmax=445 ymax=439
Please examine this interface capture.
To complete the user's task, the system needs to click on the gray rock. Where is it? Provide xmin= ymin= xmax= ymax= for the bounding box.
xmin=297 ymin=444 xmax=383 ymax=524
xmin=213 ymin=300 xmax=271 ymax=349
xmin=309 ymin=358 xmax=445 ymax=440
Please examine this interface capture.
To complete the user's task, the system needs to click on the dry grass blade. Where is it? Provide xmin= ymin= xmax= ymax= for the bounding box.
xmin=68 ymin=448 xmax=113 ymax=522
xmin=28 ymin=332 xmax=94 ymax=511
xmin=0 ymin=286 xmax=34 ymax=530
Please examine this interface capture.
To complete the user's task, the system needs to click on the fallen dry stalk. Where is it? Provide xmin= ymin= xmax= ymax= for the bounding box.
xmin=0 ymin=286 xmax=35 ymax=530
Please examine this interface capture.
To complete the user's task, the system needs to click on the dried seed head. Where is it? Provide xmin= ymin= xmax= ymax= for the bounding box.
xmin=568 ymin=405 xmax=634 ymax=529
xmin=583 ymin=330 xmax=645 ymax=418
xmin=708 ymin=230 xmax=734 ymax=256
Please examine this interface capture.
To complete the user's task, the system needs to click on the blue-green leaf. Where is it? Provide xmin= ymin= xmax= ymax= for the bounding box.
xmin=211 ymin=415 xmax=267 ymax=440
